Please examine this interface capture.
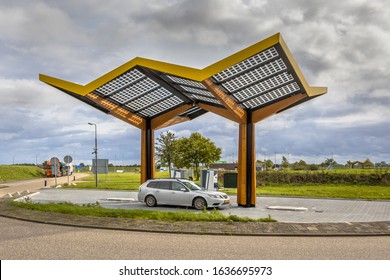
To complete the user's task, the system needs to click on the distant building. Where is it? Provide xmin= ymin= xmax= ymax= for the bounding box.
xmin=210 ymin=163 xmax=238 ymax=170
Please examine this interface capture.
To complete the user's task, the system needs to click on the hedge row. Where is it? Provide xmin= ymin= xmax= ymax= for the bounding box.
xmin=256 ymin=171 xmax=390 ymax=186
xmin=216 ymin=170 xmax=390 ymax=186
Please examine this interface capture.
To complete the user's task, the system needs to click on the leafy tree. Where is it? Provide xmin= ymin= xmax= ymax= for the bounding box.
xmin=363 ymin=158 xmax=374 ymax=168
xmin=155 ymin=131 xmax=177 ymax=176
xmin=281 ymin=156 xmax=289 ymax=169
xmin=308 ymin=164 xmax=319 ymax=171
xmin=173 ymin=132 xmax=221 ymax=180
xmin=377 ymin=161 xmax=388 ymax=167
xmin=256 ymin=160 xmax=265 ymax=169
xmin=292 ymin=160 xmax=307 ymax=170
xmin=265 ymin=159 xmax=274 ymax=170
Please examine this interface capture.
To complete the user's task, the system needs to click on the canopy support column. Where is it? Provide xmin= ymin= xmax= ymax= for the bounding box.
xmin=237 ymin=113 xmax=256 ymax=207
xmin=141 ymin=119 xmax=155 ymax=183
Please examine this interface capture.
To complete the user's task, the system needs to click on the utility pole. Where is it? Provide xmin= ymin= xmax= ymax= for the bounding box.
xmin=88 ymin=123 xmax=98 ymax=188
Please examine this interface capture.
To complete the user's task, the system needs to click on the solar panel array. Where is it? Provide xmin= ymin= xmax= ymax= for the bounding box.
xmin=92 ymin=45 xmax=302 ymax=121
xmin=94 ymin=69 xmax=186 ymax=118
xmin=164 ymin=75 xmax=221 ymax=106
xmin=212 ymin=47 xmax=301 ymax=109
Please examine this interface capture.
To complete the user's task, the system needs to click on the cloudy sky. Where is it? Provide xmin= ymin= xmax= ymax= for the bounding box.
xmin=1 ymin=0 xmax=389 ymax=166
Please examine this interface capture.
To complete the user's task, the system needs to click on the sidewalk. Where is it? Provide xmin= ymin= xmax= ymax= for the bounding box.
xmin=1 ymin=196 xmax=390 ymax=236
xmin=0 ymin=173 xmax=89 ymax=197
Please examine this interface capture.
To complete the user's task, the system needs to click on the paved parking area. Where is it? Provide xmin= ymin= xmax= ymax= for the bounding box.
xmin=18 ymin=188 xmax=390 ymax=223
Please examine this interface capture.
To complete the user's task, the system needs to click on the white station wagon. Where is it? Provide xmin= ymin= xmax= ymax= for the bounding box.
xmin=138 ymin=178 xmax=230 ymax=210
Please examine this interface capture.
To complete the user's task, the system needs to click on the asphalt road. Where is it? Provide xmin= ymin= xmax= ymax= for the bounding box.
xmin=1 ymin=217 xmax=389 ymax=260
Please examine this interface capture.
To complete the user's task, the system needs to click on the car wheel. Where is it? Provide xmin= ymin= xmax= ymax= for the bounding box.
xmin=145 ymin=195 xmax=157 ymax=207
xmin=193 ymin=197 xmax=207 ymax=210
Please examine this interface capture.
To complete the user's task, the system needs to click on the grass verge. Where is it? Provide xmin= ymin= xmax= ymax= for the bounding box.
xmin=222 ymin=184 xmax=390 ymax=200
xmin=259 ymin=184 xmax=390 ymax=199
xmin=12 ymin=201 xmax=276 ymax=223
xmin=0 ymin=165 xmax=44 ymax=182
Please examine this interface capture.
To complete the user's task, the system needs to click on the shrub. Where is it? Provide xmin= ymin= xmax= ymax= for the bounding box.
xmin=255 ymin=170 xmax=390 ymax=186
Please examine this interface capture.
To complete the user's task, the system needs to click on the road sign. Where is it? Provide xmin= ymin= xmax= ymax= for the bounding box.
xmin=64 ymin=155 xmax=73 ymax=164
xmin=50 ymin=157 xmax=60 ymax=186
xmin=50 ymin=157 xmax=59 ymax=165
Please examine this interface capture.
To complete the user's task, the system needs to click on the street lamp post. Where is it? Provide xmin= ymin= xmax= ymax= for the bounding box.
xmin=88 ymin=122 xmax=98 ymax=188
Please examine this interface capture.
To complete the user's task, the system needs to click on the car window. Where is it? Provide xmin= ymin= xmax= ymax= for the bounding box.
xmin=182 ymin=181 xmax=203 ymax=191
xmin=171 ymin=182 xmax=184 ymax=191
xmin=157 ymin=181 xmax=171 ymax=190
xmin=147 ymin=181 xmax=158 ymax=188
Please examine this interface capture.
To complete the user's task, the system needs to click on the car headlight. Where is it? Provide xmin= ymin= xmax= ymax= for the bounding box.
xmin=207 ymin=194 xmax=220 ymax=198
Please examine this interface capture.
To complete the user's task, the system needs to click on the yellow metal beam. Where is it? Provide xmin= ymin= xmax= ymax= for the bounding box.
xmin=202 ymin=79 xmax=247 ymax=124
xmin=278 ymin=36 xmax=311 ymax=95
xmin=85 ymin=57 xmax=203 ymax=94
xmin=251 ymin=93 xmax=306 ymax=123
xmin=39 ymin=33 xmax=283 ymax=94
xmin=39 ymin=74 xmax=86 ymax=95
xmin=39 ymin=33 xmax=327 ymax=104
xmin=310 ymin=86 xmax=328 ymax=97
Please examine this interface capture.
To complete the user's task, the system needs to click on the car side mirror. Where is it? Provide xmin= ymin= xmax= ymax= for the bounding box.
xmin=180 ymin=188 xmax=188 ymax=192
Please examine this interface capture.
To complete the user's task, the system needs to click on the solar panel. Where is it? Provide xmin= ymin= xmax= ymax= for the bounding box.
xmin=180 ymin=106 xmax=203 ymax=116
xmin=190 ymin=94 xmax=221 ymax=105
xmin=165 ymin=75 xmax=206 ymax=89
xmin=232 ymin=72 xmax=294 ymax=102
xmin=213 ymin=47 xmax=279 ymax=82
xmin=220 ymin=58 xmax=287 ymax=92
xmin=125 ymin=87 xmax=173 ymax=112
xmin=96 ymin=69 xmax=145 ymax=96
xmin=138 ymin=95 xmax=184 ymax=117
xmin=109 ymin=78 xmax=159 ymax=104
xmin=179 ymin=85 xmax=214 ymax=97
xmin=242 ymin=82 xmax=300 ymax=109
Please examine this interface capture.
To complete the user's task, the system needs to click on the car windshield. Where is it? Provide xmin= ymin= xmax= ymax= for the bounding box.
xmin=182 ymin=181 xmax=203 ymax=191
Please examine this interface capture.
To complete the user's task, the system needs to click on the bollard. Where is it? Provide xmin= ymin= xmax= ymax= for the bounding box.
xmin=44 ymin=180 xmax=47 ymax=187
xmin=73 ymin=176 xmax=76 ymax=181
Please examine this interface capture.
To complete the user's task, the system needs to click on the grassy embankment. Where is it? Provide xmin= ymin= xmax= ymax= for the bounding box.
xmin=0 ymin=165 xmax=44 ymax=183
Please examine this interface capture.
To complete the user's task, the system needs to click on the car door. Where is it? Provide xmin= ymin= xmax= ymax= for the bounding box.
xmin=154 ymin=181 xmax=171 ymax=205
xmin=170 ymin=181 xmax=191 ymax=206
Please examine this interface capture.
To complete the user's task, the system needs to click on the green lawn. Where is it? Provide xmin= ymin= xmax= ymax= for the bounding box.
xmin=68 ymin=171 xmax=170 ymax=190
xmin=222 ymin=184 xmax=390 ymax=200
xmin=13 ymin=201 xmax=276 ymax=223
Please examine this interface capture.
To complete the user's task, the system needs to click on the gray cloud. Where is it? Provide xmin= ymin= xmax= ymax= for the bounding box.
xmin=1 ymin=0 xmax=389 ymax=165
